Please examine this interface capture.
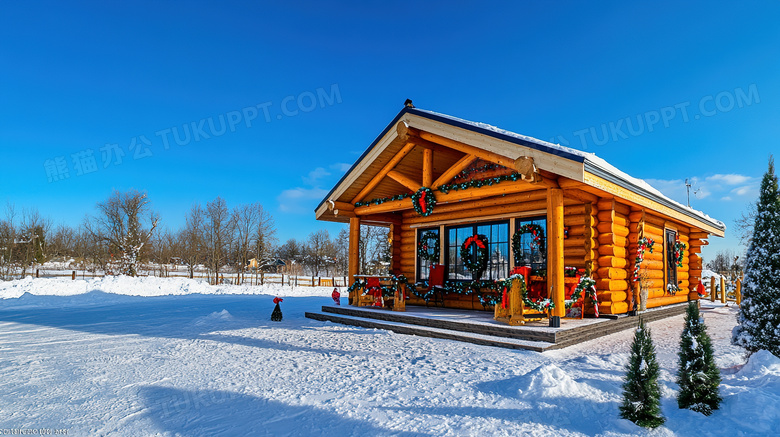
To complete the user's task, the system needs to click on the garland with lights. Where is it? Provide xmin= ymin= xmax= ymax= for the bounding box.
xmin=411 ymin=187 xmax=436 ymax=217
xmin=672 ymin=233 xmax=686 ymax=267
xmin=417 ymin=231 xmax=440 ymax=263
xmin=451 ymin=163 xmax=505 ymax=182
xmin=566 ymin=275 xmax=599 ymax=317
xmin=631 ymin=237 xmax=655 ymax=282
xmin=512 ymin=224 xmax=545 ymax=264
xmin=461 ymin=234 xmax=489 ymax=275
xmin=353 ymin=171 xmax=525 ymax=210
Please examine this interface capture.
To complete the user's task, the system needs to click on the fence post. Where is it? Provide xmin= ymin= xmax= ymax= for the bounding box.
xmin=344 ymin=276 xmax=347 ymax=287
xmin=295 ymin=276 xmax=298 ymax=287
xmin=736 ymin=278 xmax=742 ymax=306
xmin=710 ymin=277 xmax=716 ymax=302
xmin=36 ymin=269 xmax=39 ymax=278
xmin=261 ymin=272 xmax=264 ymax=285
xmin=72 ymin=270 xmax=76 ymax=280
xmin=311 ymin=275 xmax=315 ymax=287
xmin=720 ymin=277 xmax=727 ymax=303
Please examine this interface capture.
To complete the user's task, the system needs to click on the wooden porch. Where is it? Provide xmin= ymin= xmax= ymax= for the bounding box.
xmin=305 ymin=301 xmax=689 ymax=352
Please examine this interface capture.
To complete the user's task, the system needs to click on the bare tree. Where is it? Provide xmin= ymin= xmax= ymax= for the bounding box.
xmin=276 ymin=238 xmax=303 ymax=274
xmin=334 ymin=227 xmax=349 ymax=275
xmin=305 ymin=229 xmax=336 ymax=276
xmin=359 ymin=225 xmax=390 ymax=275
xmin=251 ymin=204 xmax=276 ymax=273
xmin=204 ymin=196 xmax=232 ymax=284
xmin=86 ymin=190 xmax=159 ymax=276
xmin=178 ymin=203 xmax=205 ymax=279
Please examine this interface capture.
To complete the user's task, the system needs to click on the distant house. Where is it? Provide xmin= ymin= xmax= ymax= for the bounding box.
xmin=247 ymin=258 xmax=286 ymax=272
xmin=315 ymin=105 xmax=724 ymax=319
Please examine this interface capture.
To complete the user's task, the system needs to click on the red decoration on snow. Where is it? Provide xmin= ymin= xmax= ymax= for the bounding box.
xmin=332 ymin=288 xmax=341 ymax=305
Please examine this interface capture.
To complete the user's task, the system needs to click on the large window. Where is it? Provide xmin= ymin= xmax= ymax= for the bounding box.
xmin=416 ymin=227 xmax=439 ymax=282
xmin=665 ymin=229 xmax=679 ymax=290
xmin=446 ymin=221 xmax=509 ymax=281
xmin=514 ymin=217 xmax=547 ymax=274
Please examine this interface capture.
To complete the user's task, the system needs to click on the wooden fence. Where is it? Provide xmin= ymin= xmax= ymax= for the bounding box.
xmin=23 ymin=269 xmax=350 ymax=288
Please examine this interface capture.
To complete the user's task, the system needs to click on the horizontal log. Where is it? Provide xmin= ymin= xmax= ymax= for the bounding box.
xmin=596 ymin=279 xmax=628 ymax=291
xmin=565 ymin=215 xmax=596 ymax=227
xmin=599 ymin=301 xmax=628 ymax=315
xmin=687 ymin=291 xmax=700 ymax=301
xmin=565 ymin=225 xmax=587 ymax=236
xmin=639 ymin=259 xmax=664 ymax=270
xmin=599 ymin=256 xmax=627 ymax=268
xmin=564 ymin=204 xmax=587 ymax=216
xmin=637 ymin=270 xmax=665 ymax=279
xmin=403 ymin=189 xmax=548 ymax=218
xmin=689 ymin=232 xmax=710 ymax=239
xmin=405 ymin=199 xmax=549 ymax=225
xmin=689 ymin=247 xmax=701 ymax=254
xmin=643 ymin=251 xmax=663 ymax=262
xmin=628 ymin=211 xmax=644 ymax=222
xmin=597 ymin=291 xmax=628 ymax=302
xmin=598 ymin=267 xmax=628 ymax=280
xmin=598 ymin=245 xmax=627 ymax=258
xmin=645 ymin=294 xmax=688 ymax=308
xmin=563 ymin=247 xmax=587 ymax=258
xmin=564 ymin=237 xmax=586 ymax=247
xmin=597 ymin=211 xmax=628 ymax=227
xmin=598 ymin=234 xmax=627 ymax=247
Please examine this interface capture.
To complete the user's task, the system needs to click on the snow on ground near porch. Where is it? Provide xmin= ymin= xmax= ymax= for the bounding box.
xmin=0 ymin=277 xmax=778 ymax=436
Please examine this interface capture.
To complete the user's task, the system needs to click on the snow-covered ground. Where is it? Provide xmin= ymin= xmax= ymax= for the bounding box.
xmin=0 ymin=277 xmax=778 ymax=436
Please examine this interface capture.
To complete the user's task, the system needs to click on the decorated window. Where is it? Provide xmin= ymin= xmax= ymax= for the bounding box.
xmin=445 ymin=221 xmax=509 ymax=281
xmin=665 ymin=229 xmax=685 ymax=294
xmin=416 ymin=227 xmax=439 ymax=282
xmin=513 ymin=217 xmax=547 ymax=274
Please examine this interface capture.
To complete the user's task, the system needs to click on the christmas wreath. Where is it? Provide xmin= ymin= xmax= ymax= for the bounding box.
xmin=671 ymin=233 xmax=686 ymax=268
xmin=632 ymin=237 xmax=655 ymax=282
xmin=417 ymin=231 xmax=440 ymax=263
xmin=512 ymin=224 xmax=545 ymax=264
xmin=411 ymin=187 xmax=436 ymax=217
xmin=461 ymin=234 xmax=489 ymax=275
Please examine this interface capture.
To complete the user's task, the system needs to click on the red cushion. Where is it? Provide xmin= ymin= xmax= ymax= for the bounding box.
xmin=429 ymin=264 xmax=445 ymax=287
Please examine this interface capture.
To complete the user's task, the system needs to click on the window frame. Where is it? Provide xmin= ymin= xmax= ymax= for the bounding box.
xmin=416 ymin=227 xmax=440 ymax=282
xmin=665 ymin=228 xmax=679 ymax=291
xmin=513 ymin=216 xmax=548 ymax=274
xmin=444 ymin=219 xmax=510 ymax=282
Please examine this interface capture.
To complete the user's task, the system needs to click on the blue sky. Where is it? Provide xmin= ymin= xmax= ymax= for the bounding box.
xmin=1 ymin=1 xmax=779 ymax=262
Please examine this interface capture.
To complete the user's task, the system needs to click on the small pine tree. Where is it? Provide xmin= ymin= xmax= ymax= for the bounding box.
xmin=677 ymin=302 xmax=722 ymax=415
xmin=733 ymin=156 xmax=780 ymax=357
xmin=620 ymin=320 xmax=665 ymax=428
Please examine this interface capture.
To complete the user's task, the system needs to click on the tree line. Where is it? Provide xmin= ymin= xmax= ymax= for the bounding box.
xmin=0 ymin=189 xmax=390 ymax=282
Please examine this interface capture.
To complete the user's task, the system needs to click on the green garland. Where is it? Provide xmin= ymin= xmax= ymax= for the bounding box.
xmin=354 ymin=171 xmax=525 ymax=210
xmin=417 ymin=231 xmax=440 ymax=263
xmin=632 ymin=237 xmax=655 ymax=282
xmin=512 ymin=224 xmax=545 ymax=264
xmin=672 ymin=233 xmax=686 ymax=268
xmin=411 ymin=187 xmax=436 ymax=216
xmin=566 ymin=275 xmax=599 ymax=311
xmin=451 ymin=163 xmax=505 ymax=182
xmin=461 ymin=234 xmax=489 ymax=274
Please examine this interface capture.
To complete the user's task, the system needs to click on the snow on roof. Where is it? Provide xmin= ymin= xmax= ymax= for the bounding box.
xmin=413 ymin=108 xmax=725 ymax=231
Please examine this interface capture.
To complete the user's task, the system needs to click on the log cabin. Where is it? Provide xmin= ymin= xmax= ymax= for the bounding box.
xmin=314 ymin=104 xmax=725 ymax=325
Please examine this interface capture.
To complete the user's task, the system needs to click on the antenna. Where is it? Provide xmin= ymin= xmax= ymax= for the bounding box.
xmin=685 ymin=178 xmax=692 ymax=207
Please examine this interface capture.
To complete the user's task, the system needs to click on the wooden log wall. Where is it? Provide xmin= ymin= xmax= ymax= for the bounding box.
xmin=688 ymin=233 xmax=707 ymax=300
xmin=641 ymin=212 xmax=691 ymax=309
xmin=593 ymin=198 xmax=630 ymax=315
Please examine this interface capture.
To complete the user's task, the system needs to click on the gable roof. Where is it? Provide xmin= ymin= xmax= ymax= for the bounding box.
xmin=316 ymin=106 xmax=726 ymax=236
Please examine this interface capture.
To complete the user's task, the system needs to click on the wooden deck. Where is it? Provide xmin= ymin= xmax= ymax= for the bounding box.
xmin=305 ymin=302 xmax=690 ymax=352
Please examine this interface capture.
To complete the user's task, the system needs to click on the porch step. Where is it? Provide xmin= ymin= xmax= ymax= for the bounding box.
xmin=305 ymin=301 xmax=690 ymax=352
xmin=305 ymin=311 xmax=557 ymax=352
xmin=320 ymin=305 xmax=557 ymax=343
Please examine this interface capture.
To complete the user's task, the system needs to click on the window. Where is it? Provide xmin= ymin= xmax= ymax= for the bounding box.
xmin=446 ymin=221 xmax=509 ymax=281
xmin=665 ymin=229 xmax=679 ymax=290
xmin=416 ymin=227 xmax=439 ymax=282
xmin=514 ymin=217 xmax=547 ymax=274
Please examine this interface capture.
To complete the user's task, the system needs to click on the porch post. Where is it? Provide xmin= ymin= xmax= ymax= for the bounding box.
xmin=548 ymin=187 xmax=565 ymax=322
xmin=348 ymin=216 xmax=360 ymax=305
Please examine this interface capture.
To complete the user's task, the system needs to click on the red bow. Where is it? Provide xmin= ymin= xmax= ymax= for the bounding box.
xmin=465 ymin=235 xmax=486 ymax=249
xmin=273 ymin=297 xmax=283 ymax=304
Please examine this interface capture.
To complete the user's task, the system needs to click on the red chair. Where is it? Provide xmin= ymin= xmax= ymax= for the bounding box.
xmin=366 ymin=277 xmax=383 ymax=307
xmin=427 ymin=264 xmax=446 ymax=307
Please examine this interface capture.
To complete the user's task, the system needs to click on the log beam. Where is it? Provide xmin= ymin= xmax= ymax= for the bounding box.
xmin=387 ymin=170 xmax=421 ymax=192
xmin=348 ymin=216 xmax=360 ymax=305
xmin=432 ymin=154 xmax=476 ymax=188
xmin=548 ymin=187 xmax=565 ymax=318
xmin=351 ymin=142 xmax=416 ymax=204
xmin=422 ymin=148 xmax=433 ymax=188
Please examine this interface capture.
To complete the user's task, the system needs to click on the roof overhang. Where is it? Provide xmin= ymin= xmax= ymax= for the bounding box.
xmin=315 ymin=106 xmax=726 ymax=237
